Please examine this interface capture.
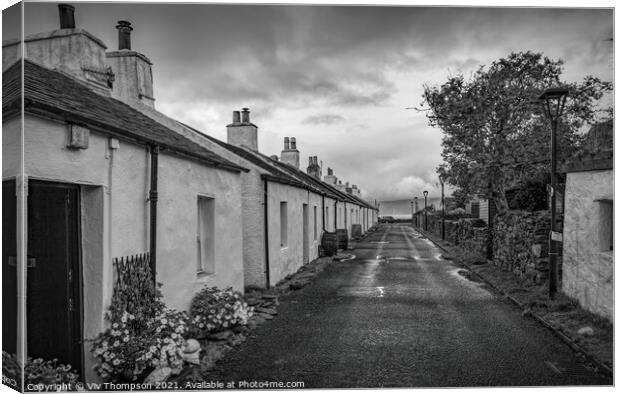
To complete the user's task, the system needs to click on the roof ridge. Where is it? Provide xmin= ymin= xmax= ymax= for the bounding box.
xmin=9 ymin=59 xmax=246 ymax=173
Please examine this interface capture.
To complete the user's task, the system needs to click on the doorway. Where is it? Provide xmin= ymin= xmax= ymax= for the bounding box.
xmin=27 ymin=180 xmax=83 ymax=373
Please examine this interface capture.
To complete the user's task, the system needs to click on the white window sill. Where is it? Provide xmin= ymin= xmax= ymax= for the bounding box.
xmin=196 ymin=270 xmax=215 ymax=282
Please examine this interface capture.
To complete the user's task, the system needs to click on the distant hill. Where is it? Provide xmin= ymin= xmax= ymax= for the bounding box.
xmin=379 ymin=198 xmax=442 ymax=218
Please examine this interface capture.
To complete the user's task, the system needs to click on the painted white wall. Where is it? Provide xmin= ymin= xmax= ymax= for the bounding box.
xmin=267 ymin=182 xmax=322 ymax=286
xmin=157 ymin=153 xmax=244 ymax=310
xmin=562 ymin=169 xmax=613 ymax=320
xmin=18 ymin=114 xmax=244 ymax=381
xmin=2 ymin=117 xmax=21 ymax=179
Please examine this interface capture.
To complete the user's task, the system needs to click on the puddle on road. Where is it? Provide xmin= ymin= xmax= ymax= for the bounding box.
xmin=336 ymin=285 xmax=432 ymax=298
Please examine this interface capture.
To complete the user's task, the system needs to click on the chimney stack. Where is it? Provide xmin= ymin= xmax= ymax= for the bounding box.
xmin=307 ymin=156 xmax=321 ymax=179
xmin=241 ymin=107 xmax=250 ymax=123
xmin=232 ymin=111 xmax=241 ymax=124
xmin=107 ymin=21 xmax=156 ymax=108
xmin=324 ymin=167 xmax=337 ymax=185
xmin=227 ymin=108 xmax=258 ymax=151
xmin=116 ymin=20 xmax=133 ymax=50
xmin=58 ymin=4 xmax=75 ymax=29
xmin=281 ymin=136 xmax=300 ymax=169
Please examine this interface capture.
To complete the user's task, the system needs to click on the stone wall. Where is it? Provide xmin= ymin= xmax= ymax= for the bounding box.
xmin=492 ymin=211 xmax=551 ymax=284
xmin=424 ymin=215 xmax=489 ymax=258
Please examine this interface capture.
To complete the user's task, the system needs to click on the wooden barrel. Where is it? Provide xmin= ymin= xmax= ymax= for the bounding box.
xmin=321 ymin=232 xmax=338 ymax=256
xmin=351 ymin=224 xmax=362 ymax=239
xmin=336 ymin=229 xmax=348 ymax=250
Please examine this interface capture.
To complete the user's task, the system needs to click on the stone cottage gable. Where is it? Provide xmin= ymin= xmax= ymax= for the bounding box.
xmin=3 ymin=59 xmax=245 ymax=174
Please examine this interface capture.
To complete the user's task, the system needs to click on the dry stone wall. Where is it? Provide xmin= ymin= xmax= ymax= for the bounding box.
xmin=492 ymin=211 xmax=553 ymax=284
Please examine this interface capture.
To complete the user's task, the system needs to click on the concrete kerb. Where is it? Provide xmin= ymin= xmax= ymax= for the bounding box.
xmin=412 ymin=225 xmax=613 ymax=378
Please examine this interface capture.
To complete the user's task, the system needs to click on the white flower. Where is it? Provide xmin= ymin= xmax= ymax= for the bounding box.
xmin=113 ymin=341 xmax=120 ymax=347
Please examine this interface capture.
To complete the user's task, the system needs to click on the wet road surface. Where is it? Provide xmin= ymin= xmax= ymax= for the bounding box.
xmin=211 ymin=224 xmax=611 ymax=388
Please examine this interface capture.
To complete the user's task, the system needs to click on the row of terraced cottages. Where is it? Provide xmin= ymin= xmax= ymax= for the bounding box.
xmin=1 ymin=5 xmax=377 ymax=381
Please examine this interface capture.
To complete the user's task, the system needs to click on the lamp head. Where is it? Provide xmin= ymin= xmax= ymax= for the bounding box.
xmin=423 ymin=190 xmax=428 ymax=197
xmin=539 ymin=87 xmax=569 ymax=121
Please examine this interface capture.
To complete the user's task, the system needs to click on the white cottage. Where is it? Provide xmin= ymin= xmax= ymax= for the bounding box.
xmin=561 ymin=121 xmax=613 ymax=321
xmin=2 ymin=5 xmax=246 ymax=381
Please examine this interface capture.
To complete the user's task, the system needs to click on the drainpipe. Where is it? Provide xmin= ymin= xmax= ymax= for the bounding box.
xmin=149 ymin=145 xmax=159 ymax=284
xmin=263 ymin=180 xmax=270 ymax=288
xmin=321 ymin=195 xmax=326 ymax=231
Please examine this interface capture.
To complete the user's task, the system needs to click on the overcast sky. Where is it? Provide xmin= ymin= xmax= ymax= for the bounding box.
xmin=6 ymin=2 xmax=613 ymax=202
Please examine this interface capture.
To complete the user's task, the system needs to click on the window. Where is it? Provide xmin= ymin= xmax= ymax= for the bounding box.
xmin=280 ymin=202 xmax=288 ymax=247
xmin=313 ymin=206 xmax=317 ymax=240
xmin=197 ymin=196 xmax=215 ymax=275
xmin=599 ymin=200 xmax=613 ymax=251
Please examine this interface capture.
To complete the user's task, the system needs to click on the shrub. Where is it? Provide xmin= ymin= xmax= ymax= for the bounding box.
xmin=92 ymin=309 xmax=188 ymax=382
xmin=108 ymin=255 xmax=165 ymax=331
xmin=2 ymin=351 xmax=80 ymax=388
xmin=188 ymin=287 xmax=253 ymax=336
xmin=92 ymin=311 xmax=149 ymax=382
xmin=93 ymin=256 xmax=186 ymax=383
xmin=136 ymin=309 xmax=188 ymax=375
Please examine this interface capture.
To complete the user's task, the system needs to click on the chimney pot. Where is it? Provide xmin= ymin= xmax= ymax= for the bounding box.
xmin=241 ymin=108 xmax=250 ymax=123
xmin=232 ymin=111 xmax=241 ymax=124
xmin=290 ymin=137 xmax=297 ymax=150
xmin=58 ymin=4 xmax=75 ymax=29
xmin=328 ymin=167 xmax=333 ymax=176
xmin=116 ymin=20 xmax=133 ymax=50
xmin=284 ymin=137 xmax=290 ymax=150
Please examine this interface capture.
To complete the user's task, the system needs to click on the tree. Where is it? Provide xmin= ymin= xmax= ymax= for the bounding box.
xmin=422 ymin=51 xmax=612 ymax=213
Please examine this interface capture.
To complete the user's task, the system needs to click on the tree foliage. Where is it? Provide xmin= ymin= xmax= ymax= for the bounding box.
xmin=422 ymin=51 xmax=612 ymax=213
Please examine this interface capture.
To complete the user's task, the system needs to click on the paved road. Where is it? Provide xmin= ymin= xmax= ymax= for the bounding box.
xmin=211 ymin=224 xmax=611 ymax=388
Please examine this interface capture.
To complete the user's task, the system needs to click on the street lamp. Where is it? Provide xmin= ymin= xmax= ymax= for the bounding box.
xmin=414 ymin=196 xmax=418 ymax=227
xmin=410 ymin=200 xmax=414 ymax=224
xmin=439 ymin=176 xmax=446 ymax=240
xmin=423 ymin=190 xmax=428 ymax=231
xmin=539 ymin=87 xmax=569 ymax=299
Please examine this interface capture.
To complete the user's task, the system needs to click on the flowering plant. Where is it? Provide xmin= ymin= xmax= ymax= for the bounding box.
xmin=188 ymin=287 xmax=253 ymax=336
xmin=2 ymin=351 xmax=80 ymax=388
xmin=136 ymin=309 xmax=188 ymax=374
xmin=92 ymin=311 xmax=150 ymax=382
xmin=92 ymin=309 xmax=189 ymax=382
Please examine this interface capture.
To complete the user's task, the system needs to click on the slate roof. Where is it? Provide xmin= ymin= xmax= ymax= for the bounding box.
xmin=178 ymin=121 xmax=376 ymax=209
xmin=2 ymin=59 xmax=247 ymax=173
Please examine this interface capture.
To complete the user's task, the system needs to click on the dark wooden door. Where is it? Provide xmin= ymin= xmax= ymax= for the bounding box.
xmin=3 ymin=180 xmax=17 ymax=355
xmin=27 ymin=181 xmax=82 ymax=372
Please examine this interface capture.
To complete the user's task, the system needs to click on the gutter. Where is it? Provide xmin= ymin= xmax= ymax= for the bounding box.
xmin=149 ymin=145 xmax=159 ymax=283
xmin=263 ymin=180 xmax=270 ymax=288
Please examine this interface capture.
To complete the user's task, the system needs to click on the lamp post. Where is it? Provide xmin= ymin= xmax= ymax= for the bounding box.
xmin=539 ymin=87 xmax=569 ymax=299
xmin=439 ymin=177 xmax=446 ymax=240
xmin=423 ymin=190 xmax=428 ymax=231
xmin=410 ymin=200 xmax=414 ymax=225
xmin=414 ymin=197 xmax=418 ymax=227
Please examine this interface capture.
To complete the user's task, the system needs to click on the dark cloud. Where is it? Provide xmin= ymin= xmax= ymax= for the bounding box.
xmin=20 ymin=3 xmax=613 ymax=201
xmin=302 ymin=114 xmax=346 ymax=125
